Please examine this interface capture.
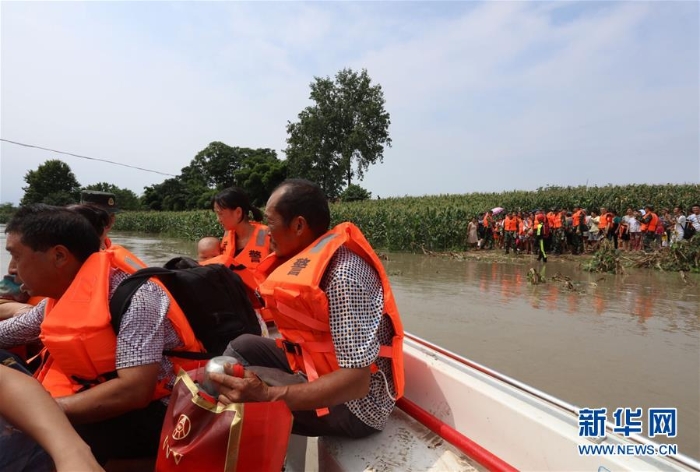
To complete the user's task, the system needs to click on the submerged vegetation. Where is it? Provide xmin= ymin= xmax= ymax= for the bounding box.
xmin=583 ymin=241 xmax=626 ymax=274
xmin=631 ymin=238 xmax=700 ymax=273
xmin=583 ymin=239 xmax=700 ymax=274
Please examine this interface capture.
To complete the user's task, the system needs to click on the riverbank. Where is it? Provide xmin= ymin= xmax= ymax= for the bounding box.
xmin=416 ymin=238 xmax=700 ymax=275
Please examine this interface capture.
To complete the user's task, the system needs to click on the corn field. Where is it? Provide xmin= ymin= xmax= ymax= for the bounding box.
xmin=114 ymin=183 xmax=700 ymax=252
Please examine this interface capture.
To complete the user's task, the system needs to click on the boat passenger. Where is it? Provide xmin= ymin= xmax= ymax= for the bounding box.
xmin=202 ymin=187 xmax=271 ymax=310
xmin=79 ymin=190 xmax=119 ymax=248
xmin=209 ymin=178 xmax=404 ymax=439
xmin=0 ymin=356 xmax=103 ymax=472
xmin=67 ymin=203 xmax=112 ymax=249
xmin=0 ymin=204 xmax=204 ymax=465
xmin=0 ymin=275 xmax=32 ymax=320
xmin=197 ymin=236 xmax=222 ymax=262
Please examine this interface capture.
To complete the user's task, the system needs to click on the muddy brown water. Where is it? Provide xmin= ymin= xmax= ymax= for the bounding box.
xmin=2 ymin=228 xmax=699 ymax=460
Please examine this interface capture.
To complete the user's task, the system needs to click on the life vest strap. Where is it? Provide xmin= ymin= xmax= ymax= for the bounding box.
xmin=275 ymin=299 xmax=329 ymax=332
xmin=274 ymin=338 xmax=331 ymax=417
xmin=277 ymin=338 xmax=302 ymax=356
xmin=379 ymin=345 xmax=393 ymax=358
xmin=71 ymin=371 xmax=118 ymax=393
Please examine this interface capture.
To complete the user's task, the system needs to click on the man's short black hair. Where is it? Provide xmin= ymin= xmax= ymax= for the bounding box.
xmin=272 ymin=179 xmax=330 ymax=238
xmin=6 ymin=204 xmax=101 ymax=262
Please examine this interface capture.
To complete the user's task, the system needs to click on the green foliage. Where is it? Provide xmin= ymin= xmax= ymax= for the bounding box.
xmin=0 ymin=203 xmax=17 ymax=224
xmin=83 ymin=182 xmax=141 ymax=211
xmin=115 ymin=184 xmax=699 ymax=267
xmin=633 ymin=237 xmax=700 ymax=273
xmin=21 ymin=160 xmax=81 ymax=206
xmin=339 ymin=184 xmax=371 ymax=202
xmin=234 ymin=154 xmax=288 ymax=207
xmin=188 ymin=142 xmax=264 ymax=190
xmin=583 ymin=240 xmax=624 ymax=274
xmin=141 ymin=142 xmax=285 ymax=211
xmin=141 ymin=178 xmax=189 ymax=211
xmin=114 ymin=210 xmax=222 ymax=241
xmin=329 ymin=183 xmax=700 ymax=252
xmin=285 ymin=68 xmax=391 ymax=199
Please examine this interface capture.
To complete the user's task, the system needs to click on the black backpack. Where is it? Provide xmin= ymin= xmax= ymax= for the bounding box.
xmin=109 ymin=261 xmax=261 ymax=358
xmin=684 ymin=221 xmax=697 ymax=240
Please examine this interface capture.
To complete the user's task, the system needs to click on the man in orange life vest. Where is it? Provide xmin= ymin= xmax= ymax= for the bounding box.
xmin=210 ymin=179 xmax=404 ymax=438
xmin=640 ymin=204 xmax=659 ymax=252
xmin=0 ymin=205 xmax=202 ymax=465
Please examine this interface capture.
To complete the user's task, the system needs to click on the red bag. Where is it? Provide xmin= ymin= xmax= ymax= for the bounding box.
xmin=156 ymin=370 xmax=293 ymax=472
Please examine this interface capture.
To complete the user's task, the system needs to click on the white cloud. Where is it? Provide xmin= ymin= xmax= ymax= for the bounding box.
xmin=1 ymin=1 xmax=698 ymax=204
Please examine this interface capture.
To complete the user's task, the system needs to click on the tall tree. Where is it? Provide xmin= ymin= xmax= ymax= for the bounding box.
xmin=285 ymin=68 xmax=391 ymax=199
xmin=21 ymin=160 xmax=81 ymax=206
xmin=83 ymin=182 xmax=141 ymax=211
xmin=141 ymin=143 xmax=287 ymax=211
xmin=234 ymin=153 xmax=288 ymax=206
xmin=188 ymin=142 xmax=277 ymax=190
xmin=141 ymin=178 xmax=190 ymax=211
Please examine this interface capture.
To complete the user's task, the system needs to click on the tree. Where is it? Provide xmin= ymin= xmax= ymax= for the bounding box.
xmin=188 ymin=142 xmax=279 ymax=191
xmin=83 ymin=182 xmax=142 ymax=211
xmin=21 ymin=160 xmax=81 ymax=206
xmin=339 ymin=184 xmax=372 ymax=202
xmin=141 ymin=143 xmax=287 ymax=211
xmin=0 ymin=203 xmax=17 ymax=224
xmin=285 ymin=68 xmax=391 ymax=199
xmin=234 ymin=152 xmax=288 ymax=206
xmin=141 ymin=178 xmax=190 ymax=211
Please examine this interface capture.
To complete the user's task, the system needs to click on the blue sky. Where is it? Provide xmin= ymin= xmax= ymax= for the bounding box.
xmin=1 ymin=1 xmax=698 ymax=205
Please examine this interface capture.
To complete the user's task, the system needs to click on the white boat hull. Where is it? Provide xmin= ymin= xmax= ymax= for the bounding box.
xmin=288 ymin=333 xmax=700 ymax=471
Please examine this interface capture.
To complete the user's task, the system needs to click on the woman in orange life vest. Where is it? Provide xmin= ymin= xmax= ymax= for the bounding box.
xmin=202 ymin=187 xmax=271 ymax=316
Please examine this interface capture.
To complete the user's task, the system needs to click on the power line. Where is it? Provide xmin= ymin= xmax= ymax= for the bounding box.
xmin=0 ymin=138 xmax=178 ymax=177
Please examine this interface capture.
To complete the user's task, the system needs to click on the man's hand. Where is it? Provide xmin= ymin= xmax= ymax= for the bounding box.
xmin=209 ymin=366 xmax=280 ymax=404
xmin=210 ymin=363 xmax=370 ymax=412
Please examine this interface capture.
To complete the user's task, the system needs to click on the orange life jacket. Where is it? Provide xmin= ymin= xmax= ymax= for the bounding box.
xmin=646 ymin=212 xmax=659 ymax=232
xmin=257 ymin=223 xmax=405 ymax=410
xmin=555 ymin=211 xmax=565 ymax=228
xmin=483 ymin=215 xmax=492 ymax=228
xmin=504 ymin=216 xmax=518 ymax=232
xmin=599 ymin=213 xmax=610 ymax=230
xmin=572 ymin=210 xmax=583 ymax=227
xmin=202 ymin=223 xmax=270 ymax=306
xmin=26 ymin=296 xmax=44 ymax=306
xmin=36 ymin=247 xmax=203 ymax=398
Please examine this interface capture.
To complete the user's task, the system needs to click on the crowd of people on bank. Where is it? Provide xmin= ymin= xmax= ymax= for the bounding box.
xmin=467 ymin=204 xmax=700 ymax=258
xmin=0 ymin=180 xmax=404 ymax=471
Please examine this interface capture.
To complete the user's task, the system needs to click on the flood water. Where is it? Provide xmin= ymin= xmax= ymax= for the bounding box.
xmin=2 ymin=228 xmax=699 ymax=460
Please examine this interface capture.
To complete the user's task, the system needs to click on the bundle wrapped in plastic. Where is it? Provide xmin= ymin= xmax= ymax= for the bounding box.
xmin=0 ymin=275 xmax=29 ymax=303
